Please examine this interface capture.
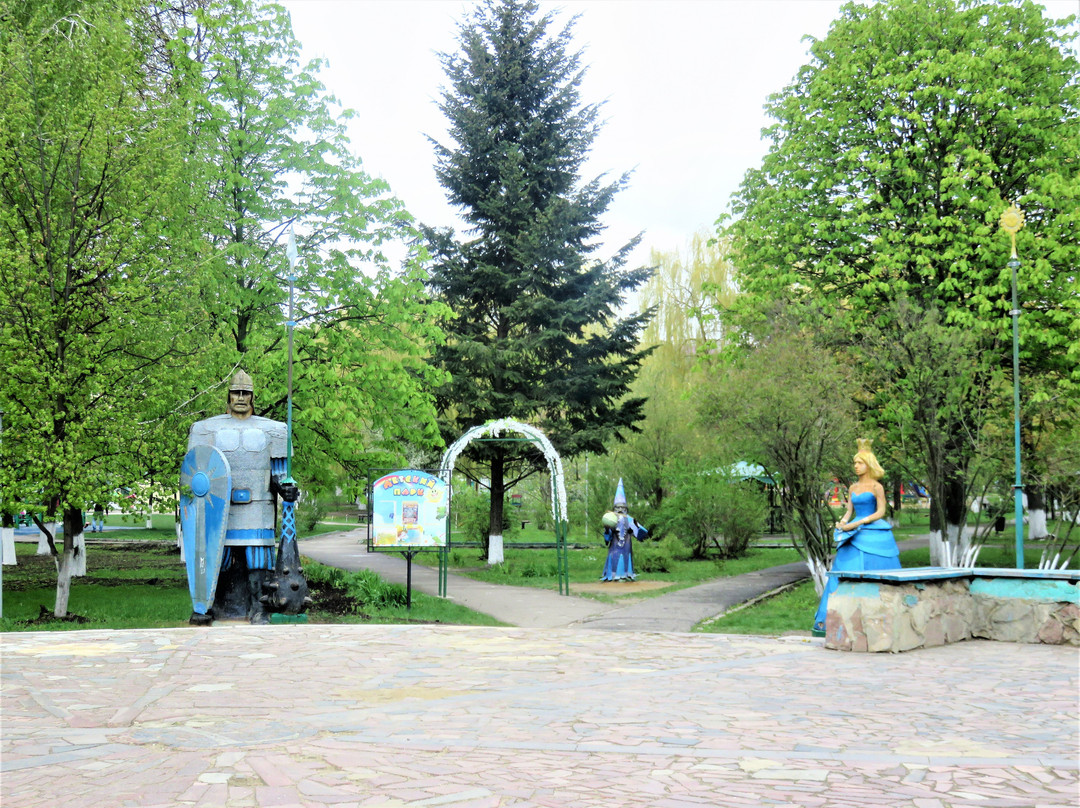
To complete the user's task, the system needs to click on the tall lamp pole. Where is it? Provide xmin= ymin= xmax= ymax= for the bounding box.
xmin=999 ymin=203 xmax=1025 ymax=570
xmin=1 ymin=408 xmax=5 ymax=618
xmin=285 ymin=225 xmax=298 ymax=483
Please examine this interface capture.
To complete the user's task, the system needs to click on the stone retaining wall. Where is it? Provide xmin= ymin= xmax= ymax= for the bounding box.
xmin=825 ymin=567 xmax=1080 ymax=653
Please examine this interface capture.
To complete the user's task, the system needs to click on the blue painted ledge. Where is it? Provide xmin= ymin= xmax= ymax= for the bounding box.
xmin=831 ymin=566 xmax=1080 ymax=584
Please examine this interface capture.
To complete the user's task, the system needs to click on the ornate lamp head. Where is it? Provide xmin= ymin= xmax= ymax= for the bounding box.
xmin=999 ymin=203 xmax=1024 ymax=259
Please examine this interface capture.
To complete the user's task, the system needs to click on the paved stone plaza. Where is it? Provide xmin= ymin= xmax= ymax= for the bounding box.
xmin=2 ymin=625 xmax=1077 ymax=807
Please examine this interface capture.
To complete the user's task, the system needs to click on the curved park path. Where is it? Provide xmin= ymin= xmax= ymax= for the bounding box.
xmin=300 ymin=528 xmax=812 ymax=632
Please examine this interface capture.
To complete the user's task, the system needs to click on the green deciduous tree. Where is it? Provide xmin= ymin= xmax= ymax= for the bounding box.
xmin=698 ymin=325 xmax=859 ymax=592
xmin=659 ymin=466 xmax=768 ymax=560
xmin=855 ymin=298 xmax=1006 ymax=562
xmin=726 ymin=0 xmax=1079 ymax=552
xmin=641 ymin=230 xmax=738 ymax=386
xmin=425 ymin=0 xmax=652 ymax=552
xmin=0 ymin=0 xmax=208 ymax=614
xmin=171 ymin=0 xmax=449 ymax=495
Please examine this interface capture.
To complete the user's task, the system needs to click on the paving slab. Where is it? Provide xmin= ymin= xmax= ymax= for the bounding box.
xmin=2 ymin=625 xmax=1077 ymax=807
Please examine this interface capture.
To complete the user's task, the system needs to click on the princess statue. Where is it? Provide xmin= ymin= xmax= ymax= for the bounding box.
xmin=813 ymin=439 xmax=901 ymax=635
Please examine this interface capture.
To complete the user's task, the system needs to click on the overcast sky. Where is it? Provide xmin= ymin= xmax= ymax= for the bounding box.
xmin=279 ymin=0 xmax=1079 ymax=274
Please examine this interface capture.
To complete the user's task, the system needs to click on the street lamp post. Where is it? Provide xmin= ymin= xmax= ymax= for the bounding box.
xmin=1 ymin=408 xmax=5 ymax=618
xmin=999 ymin=204 xmax=1025 ymax=570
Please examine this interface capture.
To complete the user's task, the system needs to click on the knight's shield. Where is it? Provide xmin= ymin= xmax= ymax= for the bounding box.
xmin=180 ymin=445 xmax=231 ymax=615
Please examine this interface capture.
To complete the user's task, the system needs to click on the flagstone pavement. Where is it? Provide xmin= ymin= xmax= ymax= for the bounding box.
xmin=2 ymin=624 xmax=1077 ymax=807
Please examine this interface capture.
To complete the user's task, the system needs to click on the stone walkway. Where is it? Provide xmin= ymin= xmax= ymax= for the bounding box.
xmin=2 ymin=624 xmax=1077 ymax=807
xmin=298 ymin=531 xmax=812 ymax=632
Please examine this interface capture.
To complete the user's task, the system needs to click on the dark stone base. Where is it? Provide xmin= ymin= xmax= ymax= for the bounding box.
xmin=201 ymin=552 xmax=271 ymax=624
xmin=214 ymin=553 xmax=253 ymax=620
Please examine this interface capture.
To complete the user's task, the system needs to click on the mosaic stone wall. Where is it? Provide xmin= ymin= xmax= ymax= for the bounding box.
xmin=825 ymin=576 xmax=1080 ymax=653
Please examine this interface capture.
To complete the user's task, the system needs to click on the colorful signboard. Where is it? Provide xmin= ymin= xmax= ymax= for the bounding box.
xmin=370 ymin=469 xmax=448 ymax=549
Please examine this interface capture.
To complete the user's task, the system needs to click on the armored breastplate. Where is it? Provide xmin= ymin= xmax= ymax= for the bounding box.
xmin=187 ymin=415 xmax=287 ymax=543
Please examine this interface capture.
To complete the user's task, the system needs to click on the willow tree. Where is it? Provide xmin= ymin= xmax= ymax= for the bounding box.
xmin=616 ymin=230 xmax=739 ymax=516
xmin=425 ymin=0 xmax=652 ymax=552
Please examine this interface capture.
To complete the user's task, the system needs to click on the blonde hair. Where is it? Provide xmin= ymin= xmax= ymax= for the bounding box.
xmin=853 ymin=438 xmax=885 ymax=480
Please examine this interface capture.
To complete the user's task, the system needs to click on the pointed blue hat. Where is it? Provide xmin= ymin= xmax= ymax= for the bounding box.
xmin=613 ymin=478 xmax=626 ymax=507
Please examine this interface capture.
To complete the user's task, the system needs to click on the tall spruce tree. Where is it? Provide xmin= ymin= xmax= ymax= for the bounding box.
xmin=426 ymin=0 xmax=652 ymax=549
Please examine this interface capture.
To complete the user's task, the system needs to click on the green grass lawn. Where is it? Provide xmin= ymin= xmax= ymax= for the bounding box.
xmin=7 ymin=514 xmax=1069 ymax=635
xmin=21 ymin=511 xmax=346 ymax=541
xmin=0 ymin=528 xmax=500 ymax=632
xmin=419 ymin=531 xmax=804 ymax=603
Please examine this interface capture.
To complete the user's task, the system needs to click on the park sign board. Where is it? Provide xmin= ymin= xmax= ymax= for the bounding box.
xmin=369 ymin=469 xmax=448 ymax=550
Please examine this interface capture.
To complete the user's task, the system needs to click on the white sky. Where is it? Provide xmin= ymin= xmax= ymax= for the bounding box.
xmin=280 ymin=0 xmax=1079 ymax=275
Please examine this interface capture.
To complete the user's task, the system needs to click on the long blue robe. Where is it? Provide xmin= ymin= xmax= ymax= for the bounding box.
xmin=813 ymin=491 xmax=900 ymax=632
xmin=601 ymin=516 xmax=649 ymax=581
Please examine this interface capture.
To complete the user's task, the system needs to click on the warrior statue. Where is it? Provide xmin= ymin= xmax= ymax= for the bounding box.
xmin=180 ymin=370 xmax=310 ymax=624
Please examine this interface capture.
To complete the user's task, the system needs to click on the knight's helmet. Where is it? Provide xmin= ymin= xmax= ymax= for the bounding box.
xmin=613 ymin=478 xmax=627 ymax=509
xmin=230 ymin=369 xmax=254 ymax=393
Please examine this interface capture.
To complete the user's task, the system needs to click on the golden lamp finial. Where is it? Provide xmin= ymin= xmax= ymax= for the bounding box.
xmin=999 ymin=203 xmax=1024 ymax=260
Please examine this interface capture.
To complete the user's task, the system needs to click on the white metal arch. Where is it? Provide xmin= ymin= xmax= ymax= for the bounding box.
xmin=439 ymin=418 xmax=567 ymax=522
xmin=439 ymin=419 xmax=571 ymax=594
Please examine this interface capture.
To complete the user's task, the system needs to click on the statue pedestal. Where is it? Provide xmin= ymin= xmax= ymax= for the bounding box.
xmin=825 ymin=567 xmax=1080 ymax=651
xmin=270 ymin=613 xmax=308 ymax=624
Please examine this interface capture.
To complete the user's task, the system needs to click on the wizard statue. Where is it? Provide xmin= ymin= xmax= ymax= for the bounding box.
xmin=180 ymin=370 xmax=311 ymax=625
xmin=600 ymin=478 xmax=649 ymax=581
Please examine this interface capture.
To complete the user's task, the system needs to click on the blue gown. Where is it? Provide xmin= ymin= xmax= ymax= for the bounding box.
xmin=601 ymin=517 xmax=648 ymax=581
xmin=812 ymin=490 xmax=900 ymax=632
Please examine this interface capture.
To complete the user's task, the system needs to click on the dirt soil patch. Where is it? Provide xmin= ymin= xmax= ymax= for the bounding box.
xmin=309 ymin=581 xmax=366 ymax=617
xmin=22 ymin=605 xmax=91 ymax=626
xmin=573 ymin=580 xmax=674 ymax=595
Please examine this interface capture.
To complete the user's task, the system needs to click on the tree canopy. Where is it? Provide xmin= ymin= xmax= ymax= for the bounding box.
xmin=0 ymin=0 xmax=451 ymax=613
xmin=172 ymin=0 xmax=449 ymax=493
xmin=722 ymin=0 xmax=1079 ymax=546
xmin=732 ymin=0 xmax=1078 ymax=349
xmin=0 ymin=0 xmax=213 ymax=612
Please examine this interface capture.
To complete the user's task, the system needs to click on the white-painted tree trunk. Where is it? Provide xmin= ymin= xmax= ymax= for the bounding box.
xmin=36 ymin=524 xmax=53 ymax=557
xmin=807 ymin=556 xmax=829 ymax=597
xmin=1027 ymin=508 xmax=1048 ymax=540
xmin=37 ymin=521 xmax=58 ymax=555
xmin=487 ymin=534 xmax=504 ymax=565
xmin=928 ymin=530 xmax=945 ymax=566
xmin=176 ymin=521 xmax=185 ymax=562
xmin=1 ymin=525 xmax=15 ymax=566
xmin=951 ymin=522 xmax=971 ymax=564
xmin=145 ymin=513 xmax=153 ymax=529
xmin=55 ymin=548 xmax=74 ymax=618
xmin=933 ymin=523 xmax=970 ymax=567
xmin=71 ymin=529 xmax=87 ymax=577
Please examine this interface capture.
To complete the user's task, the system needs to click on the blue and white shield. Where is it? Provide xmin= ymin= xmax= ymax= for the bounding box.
xmin=180 ymin=445 xmax=231 ymax=615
